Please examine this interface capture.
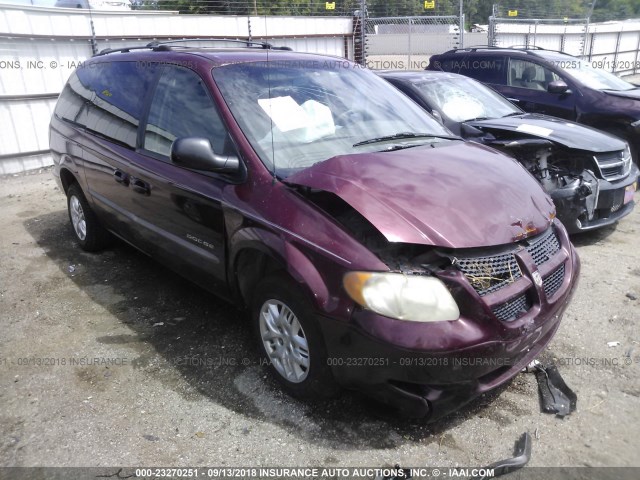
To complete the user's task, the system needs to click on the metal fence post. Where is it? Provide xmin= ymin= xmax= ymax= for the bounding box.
xmin=88 ymin=11 xmax=97 ymax=55
xmin=361 ymin=0 xmax=366 ymax=66
xmin=635 ymin=32 xmax=640 ymax=74
xmin=489 ymin=16 xmax=495 ymax=46
xmin=613 ymin=30 xmax=622 ymax=73
xmin=408 ymin=17 xmax=412 ymax=68
xmin=459 ymin=0 xmax=464 ymax=48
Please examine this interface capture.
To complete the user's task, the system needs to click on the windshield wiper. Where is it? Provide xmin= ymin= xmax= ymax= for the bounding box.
xmin=462 ymin=116 xmax=492 ymax=122
xmin=353 ymin=132 xmax=458 ymax=147
xmin=502 ymin=112 xmax=523 ymax=117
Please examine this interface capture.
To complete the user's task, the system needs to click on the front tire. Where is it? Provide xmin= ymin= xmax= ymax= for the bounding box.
xmin=251 ymin=274 xmax=339 ymax=399
xmin=67 ymin=184 xmax=111 ymax=252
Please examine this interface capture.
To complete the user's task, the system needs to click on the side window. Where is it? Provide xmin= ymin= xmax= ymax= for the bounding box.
xmin=508 ymin=59 xmax=559 ymax=91
xmin=54 ymin=72 xmax=88 ymax=126
xmin=440 ymin=56 xmax=505 ymax=84
xmin=78 ymin=62 xmax=157 ymax=148
xmin=143 ymin=66 xmax=228 ymax=158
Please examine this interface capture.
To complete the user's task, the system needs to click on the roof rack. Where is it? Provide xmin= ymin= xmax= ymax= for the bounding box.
xmin=509 ymin=45 xmax=577 ymax=57
xmin=508 ymin=45 xmax=546 ymax=50
xmin=440 ymin=46 xmax=519 ymax=54
xmin=94 ymin=38 xmax=292 ymax=57
xmin=442 ymin=45 xmax=573 ymax=57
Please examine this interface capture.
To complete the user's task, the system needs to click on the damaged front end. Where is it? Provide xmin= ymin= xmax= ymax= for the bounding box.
xmin=281 ymin=143 xmax=580 ymax=420
xmin=290 ymin=185 xmax=579 ymax=420
xmin=482 ymin=135 xmax=638 ymax=233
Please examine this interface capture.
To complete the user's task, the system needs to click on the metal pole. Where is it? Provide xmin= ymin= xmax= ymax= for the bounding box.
xmin=634 ymin=31 xmax=640 ymax=75
xmin=459 ymin=0 xmax=464 ymax=48
xmin=361 ymin=0 xmax=366 ymax=67
xmin=582 ymin=1 xmax=597 ymax=57
xmin=88 ymin=11 xmax=97 ymax=55
xmin=613 ymin=30 xmax=622 ymax=73
xmin=408 ymin=18 xmax=412 ymax=69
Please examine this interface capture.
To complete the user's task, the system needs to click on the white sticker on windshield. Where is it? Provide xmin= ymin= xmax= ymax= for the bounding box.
xmin=516 ymin=124 xmax=553 ymax=137
xmin=258 ymin=96 xmax=336 ymax=142
xmin=258 ymin=96 xmax=309 ymax=132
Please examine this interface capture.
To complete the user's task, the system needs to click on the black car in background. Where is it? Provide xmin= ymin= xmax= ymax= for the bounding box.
xmin=427 ymin=47 xmax=640 ymax=165
xmin=380 ymin=70 xmax=638 ymax=233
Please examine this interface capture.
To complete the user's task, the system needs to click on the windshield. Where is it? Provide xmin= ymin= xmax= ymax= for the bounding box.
xmin=212 ymin=61 xmax=453 ymax=176
xmin=412 ymin=76 xmax=521 ymax=122
xmin=553 ymin=59 xmax=635 ymax=91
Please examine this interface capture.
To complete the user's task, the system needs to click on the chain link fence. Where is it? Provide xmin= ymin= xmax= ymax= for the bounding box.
xmin=361 ymin=0 xmax=464 ymax=70
xmin=488 ymin=1 xmax=593 ymax=57
xmin=488 ymin=17 xmax=589 ymax=56
xmin=364 ymin=15 xmax=462 ymax=70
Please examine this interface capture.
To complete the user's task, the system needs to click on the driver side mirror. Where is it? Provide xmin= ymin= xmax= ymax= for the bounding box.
xmin=547 ymin=80 xmax=571 ymax=95
xmin=170 ymin=137 xmax=240 ymax=173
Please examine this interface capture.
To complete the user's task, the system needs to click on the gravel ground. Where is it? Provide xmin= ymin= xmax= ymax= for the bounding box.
xmin=0 ymin=169 xmax=639 ymax=472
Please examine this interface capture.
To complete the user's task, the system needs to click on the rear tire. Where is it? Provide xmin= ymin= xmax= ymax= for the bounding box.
xmin=251 ymin=274 xmax=339 ymax=399
xmin=67 ymin=184 xmax=112 ymax=252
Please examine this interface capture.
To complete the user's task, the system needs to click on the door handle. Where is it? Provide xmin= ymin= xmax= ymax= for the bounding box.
xmin=113 ymin=169 xmax=129 ymax=186
xmin=130 ymin=177 xmax=150 ymax=195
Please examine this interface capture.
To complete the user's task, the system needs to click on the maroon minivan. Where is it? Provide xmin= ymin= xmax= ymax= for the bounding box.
xmin=49 ymin=42 xmax=580 ymax=420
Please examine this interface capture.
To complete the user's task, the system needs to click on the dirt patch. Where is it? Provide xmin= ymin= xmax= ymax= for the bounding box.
xmin=0 ymin=170 xmax=639 ymax=469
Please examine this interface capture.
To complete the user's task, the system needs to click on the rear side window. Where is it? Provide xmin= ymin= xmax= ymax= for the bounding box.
xmin=143 ymin=66 xmax=228 ymax=158
xmin=438 ymin=56 xmax=505 ymax=84
xmin=73 ymin=62 xmax=157 ymax=149
xmin=54 ymin=72 xmax=88 ymax=126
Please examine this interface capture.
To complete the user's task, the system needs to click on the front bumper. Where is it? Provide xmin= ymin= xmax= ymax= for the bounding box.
xmin=319 ymin=224 xmax=580 ymax=421
xmin=552 ymin=165 xmax=638 ymax=233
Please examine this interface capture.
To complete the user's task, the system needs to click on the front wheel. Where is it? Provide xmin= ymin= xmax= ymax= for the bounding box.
xmin=67 ymin=184 xmax=112 ymax=252
xmin=252 ymin=274 xmax=339 ymax=399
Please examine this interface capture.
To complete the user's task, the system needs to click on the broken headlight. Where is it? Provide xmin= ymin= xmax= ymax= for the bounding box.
xmin=343 ymin=272 xmax=460 ymax=322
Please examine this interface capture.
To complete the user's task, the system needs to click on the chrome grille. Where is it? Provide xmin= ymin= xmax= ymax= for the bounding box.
xmin=543 ymin=264 xmax=565 ymax=299
xmin=454 ymin=227 xmax=560 ymax=297
xmin=492 ymin=293 xmax=531 ymax=322
xmin=594 ymin=151 xmax=630 ymax=181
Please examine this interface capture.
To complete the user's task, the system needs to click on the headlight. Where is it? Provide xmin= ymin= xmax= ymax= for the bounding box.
xmin=343 ymin=272 xmax=460 ymax=322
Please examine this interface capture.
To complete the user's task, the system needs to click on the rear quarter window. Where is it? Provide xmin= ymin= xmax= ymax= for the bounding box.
xmin=54 ymin=72 xmax=89 ymax=126
xmin=71 ymin=61 xmax=157 ymax=149
xmin=437 ymin=56 xmax=505 ymax=84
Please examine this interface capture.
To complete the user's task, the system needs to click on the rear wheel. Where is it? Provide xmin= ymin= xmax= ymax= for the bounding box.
xmin=251 ymin=274 xmax=339 ymax=399
xmin=67 ymin=184 xmax=112 ymax=252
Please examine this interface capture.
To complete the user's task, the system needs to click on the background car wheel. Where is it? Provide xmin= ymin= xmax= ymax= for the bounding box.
xmin=252 ymin=274 xmax=339 ymax=399
xmin=67 ymin=184 xmax=112 ymax=252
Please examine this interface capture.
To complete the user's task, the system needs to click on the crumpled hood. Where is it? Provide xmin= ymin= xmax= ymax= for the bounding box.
xmin=468 ymin=113 xmax=626 ymax=153
xmin=285 ymin=142 xmax=556 ymax=249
